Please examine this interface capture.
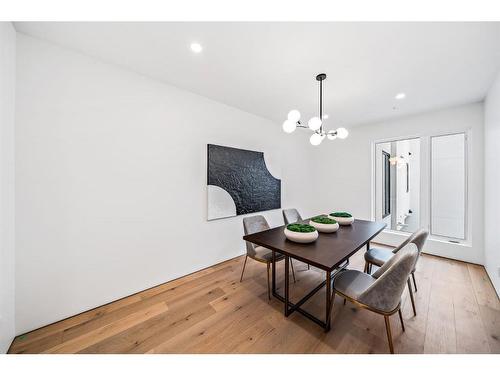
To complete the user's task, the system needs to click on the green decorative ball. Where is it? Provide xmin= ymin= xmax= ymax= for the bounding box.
xmin=330 ymin=211 xmax=352 ymax=218
xmin=311 ymin=216 xmax=337 ymax=224
xmin=286 ymin=223 xmax=317 ymax=233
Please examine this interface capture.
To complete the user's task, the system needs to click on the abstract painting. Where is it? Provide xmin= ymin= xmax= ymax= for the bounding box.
xmin=207 ymin=144 xmax=281 ymax=220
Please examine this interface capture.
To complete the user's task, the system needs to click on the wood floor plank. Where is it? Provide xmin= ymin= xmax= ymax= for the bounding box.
xmin=79 ymin=287 xmax=224 ymax=353
xmin=478 ymin=304 xmax=500 ymax=353
xmin=451 ymin=262 xmax=491 ymax=353
xmin=468 ymin=264 xmax=500 ymax=311
xmin=43 ymin=302 xmax=168 ymax=354
xmin=59 ymin=270 xmax=229 ymax=346
xmin=9 ymin=294 xmax=143 ymax=353
xmin=139 ymin=265 xmax=234 ymax=300
xmin=10 ymin=330 xmax=64 ymax=354
xmin=8 ymin=248 xmax=500 ymax=354
xmin=149 ymin=289 xmax=267 ymax=353
xmin=423 ymin=258 xmax=457 ymax=353
xmin=176 ymin=294 xmax=276 ymax=353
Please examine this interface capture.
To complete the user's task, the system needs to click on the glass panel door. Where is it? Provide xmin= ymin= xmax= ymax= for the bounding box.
xmin=375 ymin=138 xmax=421 ymax=232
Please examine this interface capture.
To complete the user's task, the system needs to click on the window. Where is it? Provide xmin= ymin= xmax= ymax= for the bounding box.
xmin=430 ymin=133 xmax=467 ymax=240
xmin=382 ymin=151 xmax=391 ymax=218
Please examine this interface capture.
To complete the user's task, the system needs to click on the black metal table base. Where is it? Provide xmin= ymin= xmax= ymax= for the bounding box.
xmin=272 ymin=277 xmax=333 ymax=331
xmin=271 ymin=251 xmax=353 ymax=332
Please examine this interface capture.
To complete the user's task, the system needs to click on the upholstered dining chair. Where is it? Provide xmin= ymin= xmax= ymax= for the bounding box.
xmin=282 ymin=208 xmax=302 ymax=225
xmin=282 ymin=208 xmax=310 ymax=270
xmin=364 ymin=228 xmax=429 ymax=316
xmin=241 ymin=215 xmax=296 ymax=300
xmin=333 ymin=243 xmax=419 ymax=354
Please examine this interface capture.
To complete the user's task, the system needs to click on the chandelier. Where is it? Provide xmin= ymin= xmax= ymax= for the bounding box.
xmin=282 ymin=73 xmax=349 ymax=146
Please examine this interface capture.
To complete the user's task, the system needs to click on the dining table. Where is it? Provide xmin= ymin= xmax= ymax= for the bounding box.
xmin=243 ymin=218 xmax=386 ymax=332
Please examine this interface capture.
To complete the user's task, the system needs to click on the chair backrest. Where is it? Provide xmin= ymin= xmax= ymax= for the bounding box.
xmin=393 ymin=228 xmax=429 ymax=270
xmin=283 ymin=208 xmax=302 ymax=225
xmin=360 ymin=243 xmax=418 ymax=313
xmin=409 ymin=228 xmax=429 ymax=254
xmin=243 ymin=215 xmax=270 ymax=257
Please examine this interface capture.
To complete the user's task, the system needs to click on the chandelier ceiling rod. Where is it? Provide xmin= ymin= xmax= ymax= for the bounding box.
xmin=317 ymin=73 xmax=327 ymax=133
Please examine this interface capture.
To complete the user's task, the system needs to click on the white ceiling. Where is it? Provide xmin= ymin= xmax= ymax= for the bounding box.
xmin=14 ymin=22 xmax=500 ymax=127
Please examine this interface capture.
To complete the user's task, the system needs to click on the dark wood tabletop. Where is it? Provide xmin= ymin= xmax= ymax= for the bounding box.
xmin=243 ymin=219 xmax=386 ymax=272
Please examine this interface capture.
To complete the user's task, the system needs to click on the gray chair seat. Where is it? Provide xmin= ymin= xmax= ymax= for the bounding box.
xmin=364 ymin=247 xmax=393 ymax=267
xmin=254 ymin=246 xmax=284 ymax=262
xmin=334 ymin=270 xmax=376 ymax=300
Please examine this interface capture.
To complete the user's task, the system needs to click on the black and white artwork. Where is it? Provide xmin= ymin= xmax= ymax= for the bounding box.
xmin=207 ymin=144 xmax=281 ymax=220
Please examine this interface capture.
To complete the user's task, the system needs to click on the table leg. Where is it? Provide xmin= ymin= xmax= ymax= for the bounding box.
xmin=284 ymin=255 xmax=290 ymax=317
xmin=254 ymin=232 xmax=384 ymax=332
xmin=272 ymin=251 xmax=276 ymax=295
xmin=325 ymin=271 xmax=332 ymax=332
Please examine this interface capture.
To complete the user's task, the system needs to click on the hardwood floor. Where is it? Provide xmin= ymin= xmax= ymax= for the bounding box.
xmin=8 ymin=247 xmax=500 ymax=354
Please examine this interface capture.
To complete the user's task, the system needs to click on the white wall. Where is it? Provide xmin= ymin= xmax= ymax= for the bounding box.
xmin=0 ymin=22 xmax=16 ymax=353
xmin=316 ymin=103 xmax=484 ymax=264
xmin=14 ymin=34 xmax=322 ymax=334
xmin=485 ymin=70 xmax=500 ymax=295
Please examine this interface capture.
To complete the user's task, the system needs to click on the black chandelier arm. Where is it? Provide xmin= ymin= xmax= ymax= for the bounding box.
xmin=296 ymin=121 xmax=309 ymax=129
xmin=292 ymin=123 xmax=339 ymax=137
xmin=295 ymin=122 xmax=321 ymax=131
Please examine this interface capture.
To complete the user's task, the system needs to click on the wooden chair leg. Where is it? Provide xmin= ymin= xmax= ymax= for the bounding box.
xmin=307 ymin=264 xmax=310 ymax=270
xmin=290 ymin=259 xmax=296 ymax=283
xmin=240 ymin=255 xmax=248 ymax=282
xmin=398 ymin=308 xmax=405 ymax=332
xmin=364 ymin=262 xmax=368 ymax=273
xmin=412 ymin=272 xmax=417 ymax=292
xmin=266 ymin=263 xmax=271 ymax=300
xmin=343 ymin=298 xmax=346 ymax=305
xmin=384 ymin=315 xmax=394 ymax=354
xmin=407 ymin=279 xmax=416 ymax=316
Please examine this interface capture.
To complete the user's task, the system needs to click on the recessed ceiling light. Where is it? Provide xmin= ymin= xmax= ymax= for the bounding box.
xmin=323 ymin=114 xmax=329 ymax=119
xmin=395 ymin=92 xmax=406 ymax=100
xmin=190 ymin=42 xmax=203 ymax=53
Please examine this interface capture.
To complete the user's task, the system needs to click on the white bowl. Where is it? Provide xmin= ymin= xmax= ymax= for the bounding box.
xmin=309 ymin=220 xmax=339 ymax=233
xmin=284 ymin=228 xmax=318 ymax=243
xmin=328 ymin=215 xmax=354 ymax=225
